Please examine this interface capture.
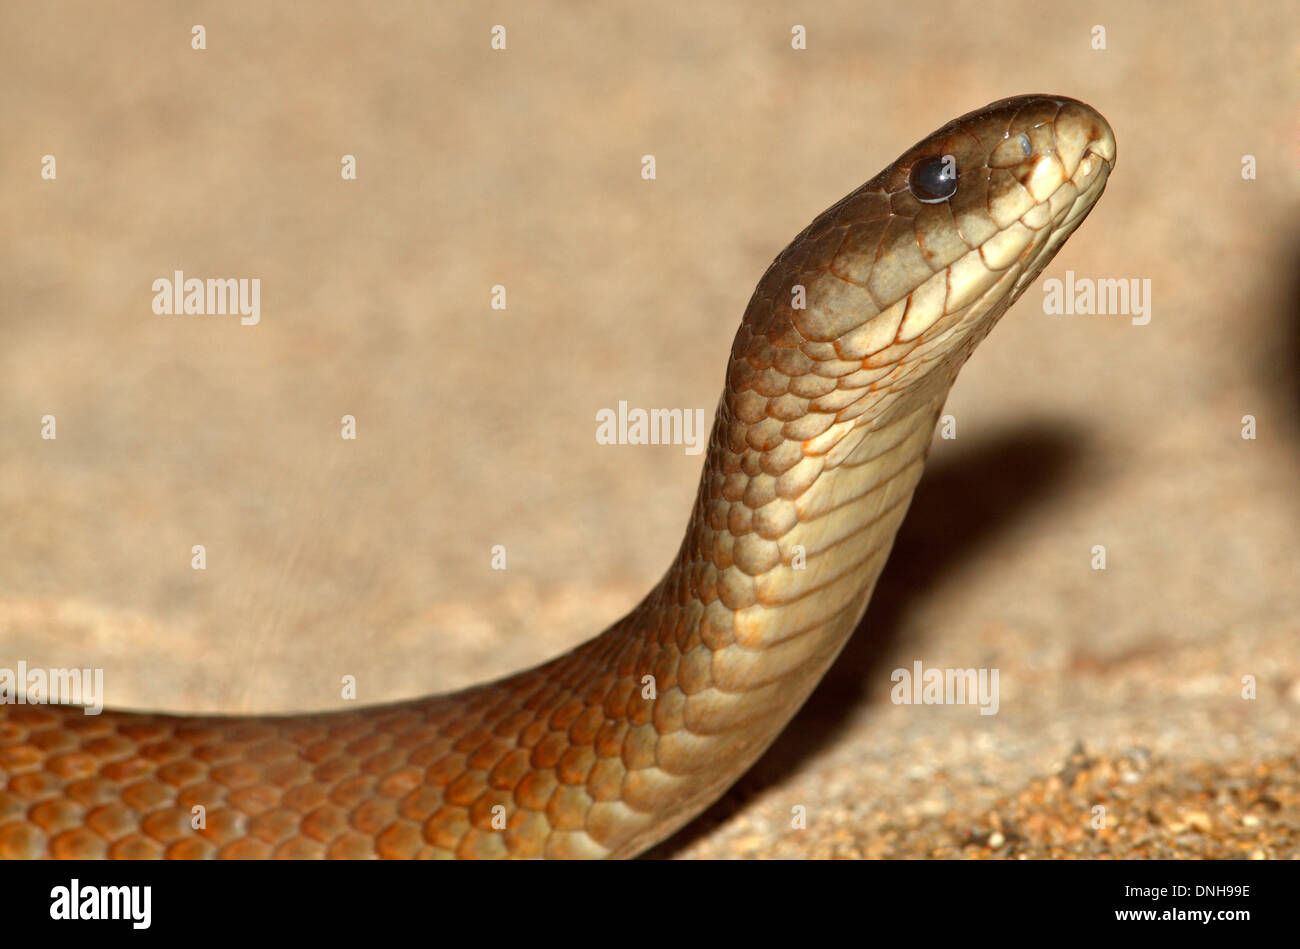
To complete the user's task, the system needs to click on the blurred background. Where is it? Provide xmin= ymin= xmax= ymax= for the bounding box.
xmin=1 ymin=1 xmax=1295 ymax=856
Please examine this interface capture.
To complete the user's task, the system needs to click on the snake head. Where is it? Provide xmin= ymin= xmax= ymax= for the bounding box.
xmin=729 ymin=95 xmax=1115 ymax=432
xmin=888 ymin=93 xmax=1118 ymax=310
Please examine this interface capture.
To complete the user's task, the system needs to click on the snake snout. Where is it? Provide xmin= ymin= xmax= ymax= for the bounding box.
xmin=1052 ymin=100 xmax=1117 ymax=177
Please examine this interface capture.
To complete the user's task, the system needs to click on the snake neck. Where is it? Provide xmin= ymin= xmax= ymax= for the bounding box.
xmin=585 ymin=346 xmax=954 ymax=855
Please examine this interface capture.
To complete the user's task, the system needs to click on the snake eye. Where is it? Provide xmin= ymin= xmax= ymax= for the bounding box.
xmin=909 ymin=155 xmax=958 ymax=203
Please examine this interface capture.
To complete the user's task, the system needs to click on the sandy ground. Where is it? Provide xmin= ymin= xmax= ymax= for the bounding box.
xmin=1 ymin=1 xmax=1296 ymax=858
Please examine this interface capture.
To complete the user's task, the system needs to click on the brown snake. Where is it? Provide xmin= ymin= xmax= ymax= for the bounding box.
xmin=0 ymin=94 xmax=1115 ymax=859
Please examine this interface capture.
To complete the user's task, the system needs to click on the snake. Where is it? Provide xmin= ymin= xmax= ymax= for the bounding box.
xmin=0 ymin=94 xmax=1115 ymax=859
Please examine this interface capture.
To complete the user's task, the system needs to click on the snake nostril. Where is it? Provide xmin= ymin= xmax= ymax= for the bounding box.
xmin=1083 ymin=138 xmax=1115 ymax=165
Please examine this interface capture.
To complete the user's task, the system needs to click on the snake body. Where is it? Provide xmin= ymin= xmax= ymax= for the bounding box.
xmin=0 ymin=95 xmax=1114 ymax=859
